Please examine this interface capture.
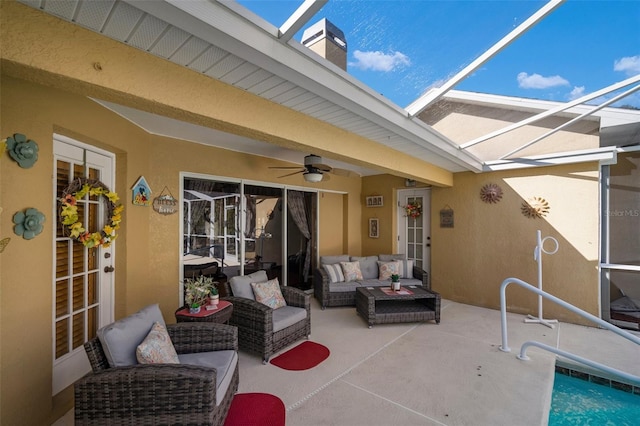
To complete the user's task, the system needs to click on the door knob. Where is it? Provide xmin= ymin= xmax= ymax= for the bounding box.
xmin=104 ymin=265 xmax=115 ymax=273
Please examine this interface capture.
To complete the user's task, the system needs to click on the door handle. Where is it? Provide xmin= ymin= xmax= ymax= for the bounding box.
xmin=104 ymin=266 xmax=115 ymax=273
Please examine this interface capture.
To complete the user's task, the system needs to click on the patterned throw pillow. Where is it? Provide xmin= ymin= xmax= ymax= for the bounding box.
xmin=340 ymin=261 xmax=363 ymax=282
xmin=136 ymin=322 xmax=180 ymax=364
xmin=323 ymin=263 xmax=345 ymax=283
xmin=377 ymin=260 xmax=401 ymax=280
xmin=251 ymin=278 xmax=287 ymax=309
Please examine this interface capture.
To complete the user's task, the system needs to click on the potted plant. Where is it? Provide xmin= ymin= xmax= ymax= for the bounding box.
xmin=184 ymin=275 xmax=216 ymax=313
xmin=391 ymin=273 xmax=401 ymax=291
xmin=207 ymin=286 xmax=219 ymax=307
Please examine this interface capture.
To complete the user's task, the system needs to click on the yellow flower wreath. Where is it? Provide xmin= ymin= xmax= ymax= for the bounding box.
xmin=60 ymin=179 xmax=123 ymax=248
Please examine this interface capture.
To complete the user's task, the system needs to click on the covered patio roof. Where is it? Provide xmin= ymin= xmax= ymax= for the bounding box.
xmin=13 ymin=0 xmax=640 ymax=177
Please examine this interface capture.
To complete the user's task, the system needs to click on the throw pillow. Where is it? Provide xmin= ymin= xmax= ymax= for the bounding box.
xmin=377 ymin=260 xmax=401 ymax=280
xmin=136 ymin=322 xmax=180 ymax=364
xmin=251 ymin=278 xmax=287 ymax=309
xmin=323 ymin=263 xmax=345 ymax=283
xmin=395 ymin=259 xmax=415 ymax=278
xmin=340 ymin=261 xmax=363 ymax=281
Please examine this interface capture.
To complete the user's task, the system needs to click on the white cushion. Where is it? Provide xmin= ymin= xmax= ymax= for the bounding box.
xmin=97 ymin=304 xmax=166 ymax=367
xmin=323 ymin=263 xmax=345 ymax=283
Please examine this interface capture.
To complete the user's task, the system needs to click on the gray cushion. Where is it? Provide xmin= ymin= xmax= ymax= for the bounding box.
xmin=229 ymin=270 xmax=268 ymax=300
xmin=378 ymin=255 xmax=413 ymax=278
xmin=359 ymin=279 xmax=393 ymax=287
xmin=399 ymin=278 xmax=422 ymax=287
xmin=272 ymin=306 xmax=307 ymax=332
xmin=350 ymin=256 xmax=379 ymax=280
xmin=320 ymin=255 xmax=350 ymax=265
xmin=378 ymin=253 xmax=407 ymax=261
xmin=178 ymin=350 xmax=238 ymax=406
xmin=97 ymin=304 xmax=166 ymax=368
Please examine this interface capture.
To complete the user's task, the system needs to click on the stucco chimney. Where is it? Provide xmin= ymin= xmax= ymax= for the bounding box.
xmin=302 ymin=18 xmax=347 ymax=71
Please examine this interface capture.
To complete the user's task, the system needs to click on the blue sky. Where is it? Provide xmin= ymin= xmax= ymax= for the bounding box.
xmin=237 ymin=0 xmax=640 ymax=109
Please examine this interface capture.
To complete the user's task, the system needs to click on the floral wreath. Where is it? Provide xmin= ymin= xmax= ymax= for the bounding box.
xmin=59 ymin=178 xmax=123 ymax=248
xmin=403 ymin=201 xmax=422 ymax=219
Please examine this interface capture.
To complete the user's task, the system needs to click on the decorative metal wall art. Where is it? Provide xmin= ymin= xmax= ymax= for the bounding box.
xmin=440 ymin=205 xmax=454 ymax=228
xmin=4 ymin=133 xmax=39 ymax=168
xmin=521 ymin=197 xmax=550 ymax=219
xmin=480 ymin=183 xmax=503 ymax=204
xmin=153 ymin=186 xmax=179 ymax=215
xmin=13 ymin=208 xmax=45 ymax=239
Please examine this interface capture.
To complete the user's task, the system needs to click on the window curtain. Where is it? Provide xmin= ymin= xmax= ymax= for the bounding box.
xmin=288 ymin=191 xmax=311 ymax=281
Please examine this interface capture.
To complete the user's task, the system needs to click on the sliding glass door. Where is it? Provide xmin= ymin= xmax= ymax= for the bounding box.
xmin=182 ymin=175 xmax=316 ymax=293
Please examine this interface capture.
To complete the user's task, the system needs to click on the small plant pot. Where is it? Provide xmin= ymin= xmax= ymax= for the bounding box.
xmin=392 ymin=281 xmax=401 ymax=291
xmin=189 ymin=306 xmax=201 ymax=314
xmin=208 ymin=295 xmax=219 ymax=306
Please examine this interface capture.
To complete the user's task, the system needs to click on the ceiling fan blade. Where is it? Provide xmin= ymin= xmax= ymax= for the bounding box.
xmin=308 ymin=163 xmax=332 ymax=172
xmin=278 ymin=170 xmax=304 ymax=178
xmin=269 ymin=166 xmax=305 ymax=170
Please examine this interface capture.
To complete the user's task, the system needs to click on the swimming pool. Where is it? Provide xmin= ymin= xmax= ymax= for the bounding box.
xmin=549 ymin=371 xmax=640 ymax=425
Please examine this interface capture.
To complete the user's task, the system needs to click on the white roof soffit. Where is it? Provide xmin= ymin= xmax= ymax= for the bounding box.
xmin=121 ymin=0 xmax=483 ymax=172
xmin=484 ymin=147 xmax=618 ymax=171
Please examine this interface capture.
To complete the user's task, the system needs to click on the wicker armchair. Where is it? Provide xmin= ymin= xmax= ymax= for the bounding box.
xmin=221 ymin=271 xmax=311 ymax=363
xmin=75 ymin=322 xmax=239 ymax=426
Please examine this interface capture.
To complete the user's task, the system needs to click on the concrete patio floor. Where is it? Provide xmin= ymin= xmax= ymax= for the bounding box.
xmin=55 ymin=298 xmax=640 ymax=425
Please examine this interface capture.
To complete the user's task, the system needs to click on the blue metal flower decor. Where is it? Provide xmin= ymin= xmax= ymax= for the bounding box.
xmin=5 ymin=133 xmax=39 ymax=168
xmin=13 ymin=208 xmax=45 ymax=240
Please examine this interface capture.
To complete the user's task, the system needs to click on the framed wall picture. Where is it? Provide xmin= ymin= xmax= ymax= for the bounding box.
xmin=368 ymin=218 xmax=379 ymax=238
xmin=366 ymin=195 xmax=383 ymax=207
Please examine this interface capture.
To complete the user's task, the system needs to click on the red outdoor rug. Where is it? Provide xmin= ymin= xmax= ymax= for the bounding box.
xmin=270 ymin=341 xmax=330 ymax=371
xmin=224 ymin=393 xmax=285 ymax=426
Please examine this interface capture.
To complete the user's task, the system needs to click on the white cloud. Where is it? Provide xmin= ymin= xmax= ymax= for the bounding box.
xmin=517 ymin=72 xmax=570 ymax=89
xmin=350 ymin=50 xmax=410 ymax=72
xmin=613 ymin=55 xmax=640 ymax=75
xmin=568 ymin=86 xmax=585 ymax=100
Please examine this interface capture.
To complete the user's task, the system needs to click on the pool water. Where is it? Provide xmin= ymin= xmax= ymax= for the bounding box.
xmin=549 ymin=372 xmax=640 ymax=425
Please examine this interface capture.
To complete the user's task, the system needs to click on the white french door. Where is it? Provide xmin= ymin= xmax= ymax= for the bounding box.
xmin=397 ymin=188 xmax=431 ymax=277
xmin=52 ymin=135 xmax=115 ymax=395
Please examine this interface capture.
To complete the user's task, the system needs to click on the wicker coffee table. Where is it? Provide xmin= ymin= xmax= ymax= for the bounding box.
xmin=356 ymin=285 xmax=440 ymax=328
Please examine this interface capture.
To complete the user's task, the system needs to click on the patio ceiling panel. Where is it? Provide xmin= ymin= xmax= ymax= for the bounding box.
xmin=15 ymin=0 xmax=481 ymax=174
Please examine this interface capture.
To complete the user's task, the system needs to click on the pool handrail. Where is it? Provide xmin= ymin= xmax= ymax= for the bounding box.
xmin=500 ymin=277 xmax=640 ymax=384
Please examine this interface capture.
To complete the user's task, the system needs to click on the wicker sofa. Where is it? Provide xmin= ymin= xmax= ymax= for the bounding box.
xmin=314 ymin=254 xmax=429 ymax=309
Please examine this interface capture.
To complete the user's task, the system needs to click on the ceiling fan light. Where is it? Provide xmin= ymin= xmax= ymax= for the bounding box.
xmin=303 ymin=171 xmax=323 ymax=182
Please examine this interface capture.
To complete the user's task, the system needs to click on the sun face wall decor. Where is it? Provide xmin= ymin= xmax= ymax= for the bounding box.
xmin=521 ymin=197 xmax=550 ymax=219
xmin=480 ymin=183 xmax=503 ymax=204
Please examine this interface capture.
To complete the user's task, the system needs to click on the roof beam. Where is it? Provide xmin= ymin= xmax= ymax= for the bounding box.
xmin=500 ymin=83 xmax=640 ymax=159
xmin=405 ymin=0 xmax=565 ymax=116
xmin=461 ymin=74 xmax=640 ymax=150
xmin=279 ymin=0 xmax=328 ymax=42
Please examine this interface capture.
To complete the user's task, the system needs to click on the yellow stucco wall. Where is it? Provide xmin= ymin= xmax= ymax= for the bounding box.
xmin=0 ymin=76 xmax=361 ymax=425
xmin=431 ymin=164 xmax=600 ymax=324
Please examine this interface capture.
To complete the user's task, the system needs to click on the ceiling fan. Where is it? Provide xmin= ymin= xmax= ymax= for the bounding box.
xmin=270 ymin=155 xmax=356 ymax=183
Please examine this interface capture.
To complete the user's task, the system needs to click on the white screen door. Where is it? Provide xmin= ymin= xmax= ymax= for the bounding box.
xmin=52 ymin=135 xmax=115 ymax=395
xmin=397 ymin=188 xmax=431 ymax=278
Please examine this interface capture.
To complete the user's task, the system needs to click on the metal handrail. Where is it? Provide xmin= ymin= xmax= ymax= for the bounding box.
xmin=500 ymin=277 xmax=640 ymax=384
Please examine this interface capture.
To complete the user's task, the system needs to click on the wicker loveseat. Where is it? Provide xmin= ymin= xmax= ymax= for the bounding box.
xmin=75 ymin=304 xmax=239 ymax=426
xmin=314 ymin=254 xmax=429 ymax=309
